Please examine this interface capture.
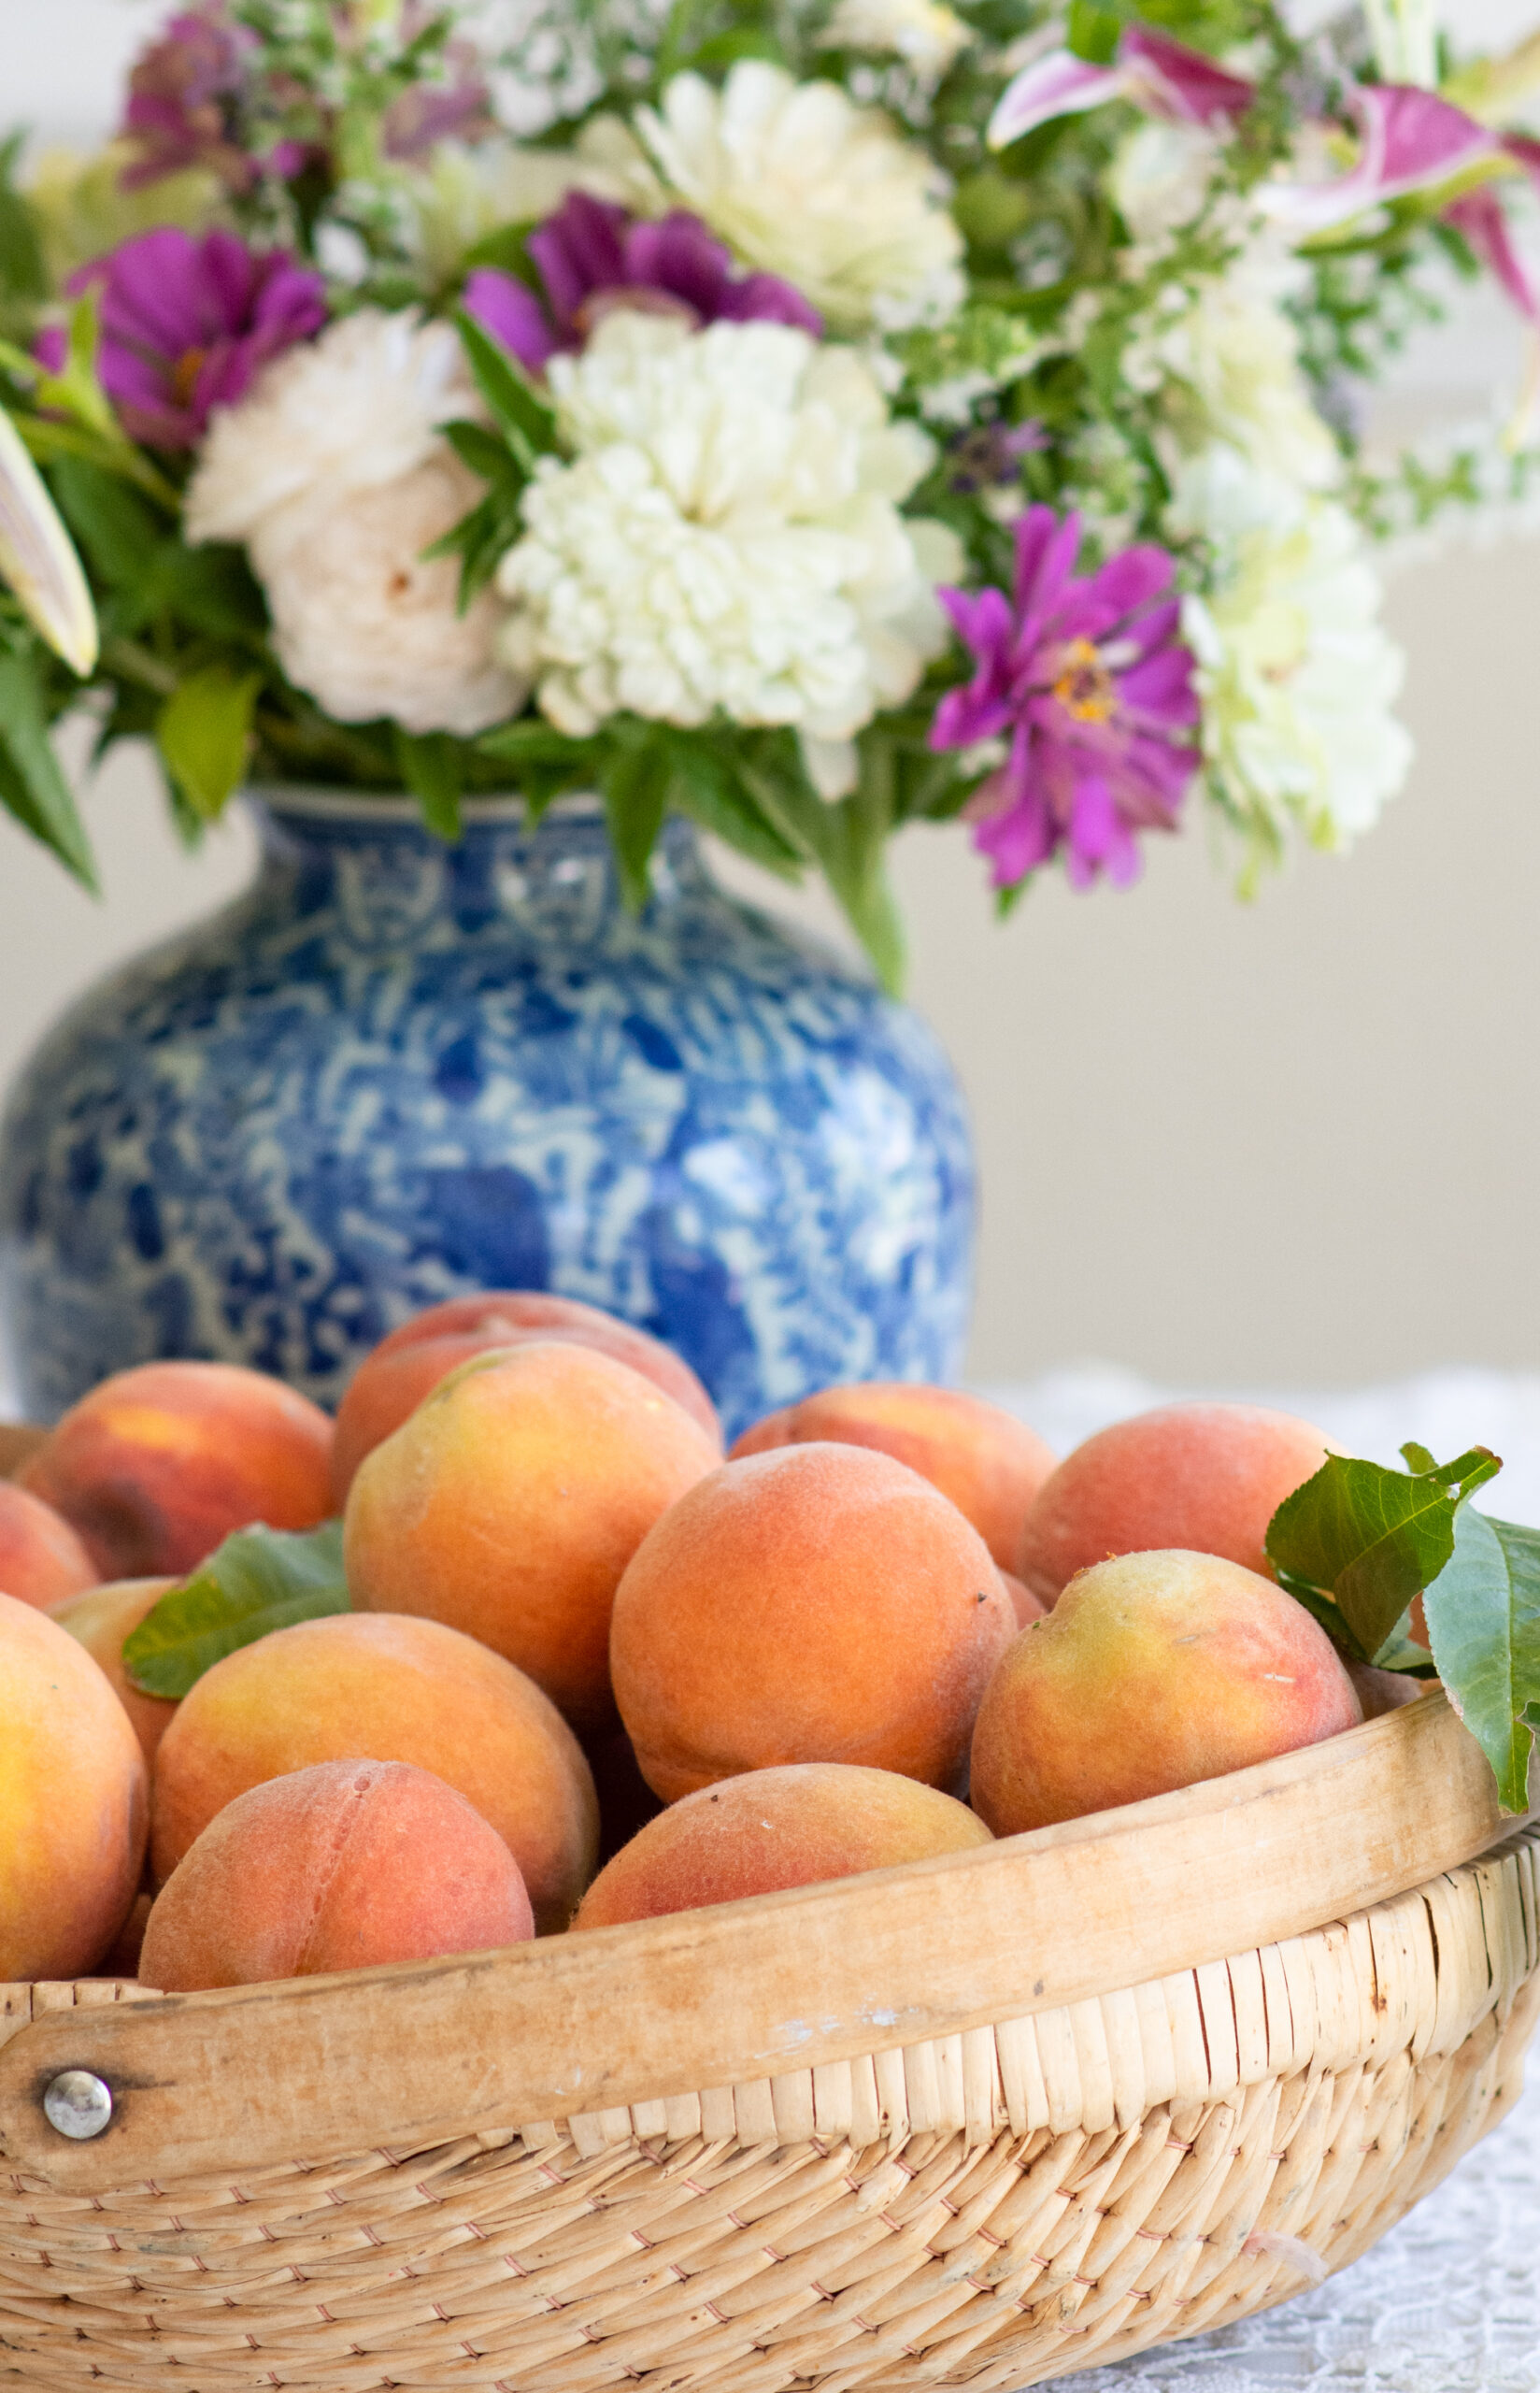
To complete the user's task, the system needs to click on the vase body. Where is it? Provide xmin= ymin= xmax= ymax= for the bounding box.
xmin=0 ymin=792 xmax=973 ymax=1439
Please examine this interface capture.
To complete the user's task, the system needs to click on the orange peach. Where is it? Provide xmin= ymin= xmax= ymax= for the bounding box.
xmin=574 ymin=1762 xmax=991 ymax=1929
xmin=50 ymin=1580 xmax=178 ymax=1765
xmin=150 ymin=1610 xmax=597 ymax=1932
xmin=733 ymin=1383 xmax=1055 ymax=1570
xmin=0 ymin=1480 xmax=97 ymax=1609
xmin=332 ymin=1291 xmax=721 ymax=1501
xmin=999 ymin=1569 xmax=1047 ymax=1629
xmin=345 ymin=1341 xmax=720 ymax=1728
xmin=971 ymin=1548 xmax=1364 ymax=1836
xmin=21 ymin=1361 xmax=335 ymax=1579
xmin=610 ymin=1443 xmax=1017 ymax=1803
xmin=1015 ymin=1403 xmax=1334 ymax=1606
xmin=141 ymin=1758 xmax=535 ymax=1992
xmin=0 ymin=1591 xmax=148 ymax=1978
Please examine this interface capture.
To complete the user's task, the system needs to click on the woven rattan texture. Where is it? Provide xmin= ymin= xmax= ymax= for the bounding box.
xmin=2 ymin=1827 xmax=1536 ymax=2393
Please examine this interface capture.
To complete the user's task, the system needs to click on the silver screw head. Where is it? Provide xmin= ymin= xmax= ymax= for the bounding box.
xmin=42 ymin=2070 xmax=113 ymax=2141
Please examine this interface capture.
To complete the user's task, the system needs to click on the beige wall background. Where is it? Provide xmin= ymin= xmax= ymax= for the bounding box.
xmin=3 ymin=0 xmax=1539 ymax=1392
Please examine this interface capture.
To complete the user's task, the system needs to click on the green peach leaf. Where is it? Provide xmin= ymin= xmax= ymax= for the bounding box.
xmin=121 ymin=1521 xmax=349 ymax=1700
xmin=1266 ymin=1447 xmax=1501 ymax=1664
xmin=1422 ymin=1509 xmax=1540 ymax=1816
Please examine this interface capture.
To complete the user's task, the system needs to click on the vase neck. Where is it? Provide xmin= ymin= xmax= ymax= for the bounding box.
xmin=247 ymin=789 xmax=706 ymax=932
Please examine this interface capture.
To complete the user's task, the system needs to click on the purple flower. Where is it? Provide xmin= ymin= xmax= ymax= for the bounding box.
xmin=1261 ymin=83 xmax=1502 ymax=235
xmin=56 ymin=229 xmax=327 ymax=451
xmin=383 ymin=37 xmax=496 ymax=160
xmin=989 ymin=25 xmax=1255 ymax=150
xmin=463 ymin=192 xmax=821 ymax=373
xmin=931 ymin=507 xmax=1200 ymax=892
xmin=120 ymin=5 xmax=258 ymax=193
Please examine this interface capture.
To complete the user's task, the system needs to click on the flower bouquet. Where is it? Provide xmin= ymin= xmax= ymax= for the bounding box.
xmin=3 ymin=0 xmax=1539 ymax=994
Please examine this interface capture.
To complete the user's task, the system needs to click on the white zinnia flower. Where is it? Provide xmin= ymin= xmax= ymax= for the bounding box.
xmin=577 ymin=64 xmax=964 ymax=334
xmin=495 ymin=311 xmax=952 ymax=781
xmin=1130 ymin=251 xmax=1340 ymax=494
xmin=821 ymin=0 xmax=972 ymax=80
xmin=1173 ymin=448 xmax=1414 ymax=881
xmin=187 ymin=309 xmax=523 ymax=738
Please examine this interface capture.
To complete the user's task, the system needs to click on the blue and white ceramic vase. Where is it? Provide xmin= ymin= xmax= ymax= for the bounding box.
xmin=0 ymin=791 xmax=974 ymax=1439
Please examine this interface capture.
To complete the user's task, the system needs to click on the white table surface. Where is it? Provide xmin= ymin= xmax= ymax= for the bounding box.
xmin=982 ymin=1368 xmax=1540 ymax=2393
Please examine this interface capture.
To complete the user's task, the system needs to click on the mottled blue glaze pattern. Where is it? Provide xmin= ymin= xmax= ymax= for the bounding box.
xmin=0 ymin=793 xmax=974 ymax=1437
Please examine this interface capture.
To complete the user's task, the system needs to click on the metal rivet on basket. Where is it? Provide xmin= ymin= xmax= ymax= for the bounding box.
xmin=41 ymin=2071 xmax=113 ymax=2142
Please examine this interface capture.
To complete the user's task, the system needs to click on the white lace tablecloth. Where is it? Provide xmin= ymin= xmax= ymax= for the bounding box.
xmin=979 ymin=1367 xmax=1540 ymax=2393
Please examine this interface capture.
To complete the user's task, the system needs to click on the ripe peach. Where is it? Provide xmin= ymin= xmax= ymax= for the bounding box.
xmin=575 ymin=1762 xmax=991 ymax=1929
xmin=0 ymin=1480 xmax=97 ymax=1609
xmin=0 ymin=1591 xmax=148 ymax=1978
xmin=999 ymin=1569 xmax=1047 ymax=1629
xmin=150 ymin=1610 xmax=597 ymax=1931
xmin=141 ymin=1759 xmax=535 ymax=1992
xmin=733 ymin=1384 xmax=1055 ymax=1570
xmin=971 ymin=1548 xmax=1364 ymax=1836
xmin=21 ymin=1361 xmax=335 ymax=1580
xmin=332 ymin=1291 xmax=721 ymax=1501
xmin=610 ymin=1443 xmax=1016 ymax=1803
xmin=50 ymin=1580 xmax=178 ymax=1765
xmin=345 ymin=1342 xmax=720 ymax=1728
xmin=1015 ymin=1403 xmax=1334 ymax=1606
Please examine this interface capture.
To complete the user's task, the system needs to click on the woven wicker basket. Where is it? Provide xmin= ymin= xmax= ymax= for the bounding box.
xmin=1 ymin=1691 xmax=1536 ymax=2392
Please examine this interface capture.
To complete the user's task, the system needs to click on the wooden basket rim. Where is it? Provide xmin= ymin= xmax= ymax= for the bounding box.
xmin=3 ymin=1692 xmax=1530 ymax=2193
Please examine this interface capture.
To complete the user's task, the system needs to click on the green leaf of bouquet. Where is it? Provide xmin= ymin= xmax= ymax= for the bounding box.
xmin=667 ymin=741 xmax=806 ymax=879
xmin=1066 ymin=2 xmax=1124 ymax=64
xmin=602 ymin=732 xmax=670 ymax=911
xmin=0 ymin=645 xmax=97 ymax=885
xmin=156 ymin=663 xmax=262 ymax=822
xmin=1422 ymin=1508 xmax=1540 ymax=1815
xmin=1266 ymin=1447 xmax=1503 ymax=1666
xmin=442 ymin=418 xmax=525 ymax=491
xmin=394 ymin=726 xmax=463 ymax=840
xmin=48 ymin=456 xmax=162 ymax=594
xmin=121 ymin=1521 xmax=349 ymax=1701
xmin=452 ymin=310 xmax=557 ymax=469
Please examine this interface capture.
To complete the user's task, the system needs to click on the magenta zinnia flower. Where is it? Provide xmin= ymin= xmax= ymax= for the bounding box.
xmin=463 ymin=192 xmax=821 ymax=373
xmin=53 ymin=229 xmax=327 ymax=451
xmin=931 ymin=508 xmax=1200 ymax=892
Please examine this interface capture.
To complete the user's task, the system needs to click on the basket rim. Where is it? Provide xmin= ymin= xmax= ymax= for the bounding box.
xmin=4 ymin=1692 xmax=1532 ymax=2193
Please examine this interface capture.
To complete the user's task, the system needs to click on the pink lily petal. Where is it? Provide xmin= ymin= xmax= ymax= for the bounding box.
xmin=1444 ymin=188 xmax=1538 ymax=322
xmin=1263 ymin=83 xmax=1499 ymax=235
xmin=987 ymin=48 xmax=1123 ymax=149
xmin=1120 ymin=27 xmax=1256 ymax=126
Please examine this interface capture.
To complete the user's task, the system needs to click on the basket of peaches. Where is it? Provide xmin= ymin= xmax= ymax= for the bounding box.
xmin=0 ymin=1304 xmax=1536 ymax=2393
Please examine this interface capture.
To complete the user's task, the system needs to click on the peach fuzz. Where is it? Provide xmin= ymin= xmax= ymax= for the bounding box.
xmin=574 ymin=1763 xmax=991 ymax=1930
xmin=150 ymin=1610 xmax=597 ymax=1932
xmin=0 ymin=1591 xmax=148 ymax=1978
xmin=345 ymin=1341 xmax=720 ymax=1728
xmin=50 ymin=1580 xmax=178 ymax=1765
xmin=732 ymin=1383 xmax=1055 ymax=1570
xmin=0 ymin=1480 xmax=97 ymax=1610
xmin=1015 ymin=1403 xmax=1334 ymax=1607
xmin=141 ymin=1759 xmax=535 ymax=1993
xmin=331 ymin=1291 xmax=721 ymax=1501
xmin=21 ymin=1360 xmax=334 ymax=1580
xmin=970 ymin=1548 xmax=1364 ymax=1837
xmin=610 ymin=1442 xmax=1016 ymax=1803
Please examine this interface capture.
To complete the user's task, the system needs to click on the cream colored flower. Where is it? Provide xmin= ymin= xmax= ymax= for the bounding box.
xmin=1173 ymin=448 xmax=1413 ymax=881
xmin=820 ymin=0 xmax=972 ymax=80
xmin=1129 ymin=250 xmax=1340 ymax=494
xmin=496 ymin=311 xmax=950 ymax=767
xmin=577 ymin=64 xmax=964 ymax=334
xmin=188 ymin=309 xmax=522 ymax=737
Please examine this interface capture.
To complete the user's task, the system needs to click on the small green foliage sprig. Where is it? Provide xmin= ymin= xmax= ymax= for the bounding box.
xmin=1266 ymin=1447 xmax=1540 ymax=1813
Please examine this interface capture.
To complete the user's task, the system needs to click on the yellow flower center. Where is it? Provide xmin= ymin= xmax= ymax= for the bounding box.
xmin=1051 ymin=638 xmax=1117 ymax=724
xmin=172 ymin=346 xmax=208 ymax=406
